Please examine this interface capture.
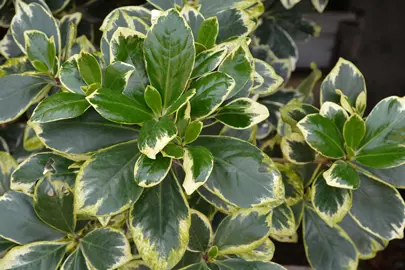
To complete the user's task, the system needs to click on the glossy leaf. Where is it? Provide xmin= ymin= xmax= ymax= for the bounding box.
xmin=276 ymin=163 xmax=304 ymax=206
xmin=59 ymin=56 xmax=86 ymax=95
xmin=197 ymin=185 xmax=239 ymax=214
xmin=191 ymin=47 xmax=227 ymax=79
xmin=184 ymin=121 xmax=203 ymax=145
xmin=134 ymin=154 xmax=171 ymax=188
xmin=323 ymin=161 xmax=360 ymax=189
xmin=24 ymin=30 xmax=56 ymax=72
xmin=144 ymin=85 xmax=163 ymax=115
xmin=77 ymin=52 xmax=102 ymax=86
xmin=130 ymin=173 xmax=190 ymax=270
xmin=166 ymin=90 xmax=196 ymax=116
xmin=281 ymin=100 xmax=319 ymax=130
xmin=238 ymin=238 xmax=275 ymax=262
xmin=343 ymin=114 xmax=365 ymax=151
xmin=104 ymin=62 xmax=134 ymax=93
xmin=0 ymin=152 xmax=17 ymax=196
xmin=31 ymin=92 xmax=90 ymax=123
xmin=61 ymin=248 xmax=90 ymax=270
xmin=184 ymin=259 xmax=286 ymax=270
xmin=188 ymin=210 xmax=213 ymax=252
xmin=319 ymin=101 xmax=348 ymax=131
xmin=181 ymin=5 xmax=204 ymax=39
xmin=147 ymin=0 xmax=183 ymax=10
xmin=280 ymin=133 xmax=315 ymax=164
xmin=216 ymin=8 xmax=254 ymax=43
xmin=197 ymin=17 xmax=218 ymax=49
xmin=144 ymin=9 xmax=195 ymax=108
xmin=251 ymin=59 xmax=283 ymax=95
xmin=75 ymin=141 xmax=143 ymax=217
xmin=269 ymin=203 xmax=295 ymax=236
xmin=162 ymin=144 xmax=185 ymax=159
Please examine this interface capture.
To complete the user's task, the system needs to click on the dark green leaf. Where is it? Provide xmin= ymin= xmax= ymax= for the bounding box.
xmin=323 ymin=161 xmax=360 ymax=189
xmin=183 ymin=146 xmax=213 ymax=195
xmin=216 ymin=8 xmax=253 ymax=43
xmin=0 ymin=152 xmax=17 ymax=196
xmin=24 ymin=30 xmax=56 ymax=72
xmin=251 ymin=59 xmax=283 ymax=95
xmin=188 ymin=210 xmax=213 ymax=252
xmin=181 ymin=5 xmax=204 ymax=39
xmin=184 ymin=259 xmax=286 ymax=270
xmin=166 ymin=90 xmax=196 ymax=116
xmin=60 ymin=248 xmax=90 ymax=270
xmin=184 ymin=121 xmax=203 ymax=145
xmin=276 ymin=163 xmax=303 ymax=206
xmin=280 ymin=133 xmax=315 ymax=164
xmin=269 ymin=203 xmax=295 ymax=236
xmin=197 ymin=17 xmax=218 ymax=49
xmin=134 ymin=154 xmax=171 ymax=188
xmin=147 ymin=0 xmax=183 ymax=10
xmin=59 ymin=56 xmax=86 ymax=95
xmin=197 ymin=185 xmax=239 ymax=214
xmin=191 ymin=48 xmax=227 ymax=79
xmin=319 ymin=102 xmax=348 ymax=131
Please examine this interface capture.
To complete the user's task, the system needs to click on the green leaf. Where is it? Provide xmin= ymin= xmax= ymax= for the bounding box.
xmin=356 ymin=97 xmax=405 ymax=168
xmin=138 ymin=115 xmax=177 ymax=159
xmin=0 ymin=242 xmax=67 ymax=269
xmin=31 ymin=92 xmax=90 ymax=123
xmin=319 ymin=101 xmax=348 ymax=131
xmin=350 ymin=173 xmax=405 ymax=240
xmin=191 ymin=47 xmax=227 ymax=79
xmin=197 ymin=185 xmax=239 ymax=214
xmin=269 ymin=203 xmax=296 ymax=236
xmin=0 ymin=74 xmax=51 ymax=124
xmin=81 ymin=228 xmax=132 ymax=269
xmin=219 ymin=46 xmax=251 ymax=99
xmin=276 ymin=163 xmax=304 ymax=206
xmin=0 ymin=237 xmax=15 ymax=254
xmin=215 ymin=98 xmax=269 ymax=129
xmin=280 ymin=133 xmax=316 ymax=164
xmin=134 ymin=154 xmax=171 ymax=188
xmin=280 ymin=100 xmax=319 ymax=130
xmin=339 ymin=214 xmax=387 ymax=260
xmin=188 ymin=210 xmax=213 ymax=252
xmin=183 ymin=146 xmax=214 ymax=195
xmin=281 ymin=0 xmax=301 ymax=9
xmin=321 ymin=58 xmax=366 ymax=107
xmin=323 ymin=161 xmax=360 ymax=189
xmin=303 ymin=205 xmax=358 ymax=270
xmin=213 ymin=210 xmax=271 ymax=255
xmin=189 ymin=72 xmax=235 ymax=120
xmin=162 ymin=143 xmax=185 ymax=159
xmin=34 ymin=178 xmax=75 ymax=234
xmin=184 ymin=259 xmax=286 ymax=270
xmin=11 ymin=152 xmax=74 ymax=194
xmin=81 ymin=83 xmax=101 ymax=96
xmin=23 ymin=124 xmax=44 ymax=152
xmin=0 ymin=30 xmax=23 ymax=59
xmin=24 ymin=30 xmax=56 ymax=72
xmin=11 ymin=1 xmax=61 ymax=55
xmin=166 ymin=89 xmax=196 ymax=116
xmin=31 ymin=110 xmax=139 ymax=157
xmin=216 ymin=8 xmax=254 ymax=43
xmin=59 ymin=12 xmax=81 ymax=60
xmin=197 ymin=17 xmax=219 ymax=49
xmin=0 ymin=152 xmax=17 ymax=196
xmin=251 ymin=59 xmax=283 ymax=95
xmin=237 ymin=238 xmax=275 ymax=262
xmin=193 ymin=136 xmax=283 ymax=208
xmin=130 ymin=172 xmax=190 ymax=270
xmin=312 ymin=0 xmax=329 ymax=12
xmin=312 ymin=174 xmax=352 ymax=226
xmin=104 ymin=62 xmax=135 ymax=93
xmin=61 ymin=248 xmax=90 ymax=270
xmin=75 ymin=141 xmax=143 ymax=217
xmin=358 ymin=163 xmax=405 ymax=188
xmin=0 ymin=191 xmax=64 ymax=244
xmin=184 ymin=121 xmax=203 ymax=145
xmin=144 ymin=85 xmax=163 ymax=115
xmin=77 ymin=52 xmax=102 ymax=86
xmin=59 ymin=56 xmax=86 ymax=95
xmin=144 ymin=9 xmax=195 ymax=108
xmin=87 ymin=87 xmax=153 ymax=125
xmin=297 ymin=114 xmax=345 ymax=159
xmin=181 ymin=5 xmax=204 ymax=39
xmin=147 ymin=0 xmax=183 ymax=10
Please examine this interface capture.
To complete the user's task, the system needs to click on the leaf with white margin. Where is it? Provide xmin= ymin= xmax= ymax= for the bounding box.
xmin=144 ymin=9 xmax=195 ymax=109
xmin=134 ymin=154 xmax=171 ymax=188
xmin=339 ymin=214 xmax=387 ymax=260
xmin=147 ymin=0 xmax=183 ymax=10
xmin=59 ymin=56 xmax=87 ymax=95
xmin=268 ymin=203 xmax=295 ymax=236
xmin=238 ymin=238 xmax=275 ymax=262
xmin=281 ymin=0 xmax=301 ymax=9
xmin=0 ymin=151 xmax=17 ymax=196
xmin=319 ymin=101 xmax=348 ymax=131
xmin=297 ymin=114 xmax=345 ymax=159
xmin=251 ymin=59 xmax=283 ymax=95
xmin=61 ymin=248 xmax=91 ymax=270
xmin=303 ymin=204 xmax=358 ymax=270
xmin=321 ymin=58 xmax=366 ymax=107
xmin=311 ymin=0 xmax=329 ymax=13
xmin=183 ymin=146 xmax=214 ymax=195
xmin=77 ymin=52 xmax=102 ymax=86
xmin=59 ymin=12 xmax=82 ymax=60
xmin=11 ymin=1 xmax=61 ymax=55
xmin=358 ymin=163 xmax=405 ymax=188
xmin=188 ymin=210 xmax=213 ymax=252
xmin=280 ymin=133 xmax=316 ymax=165
xmin=75 ymin=141 xmax=143 ymax=217
xmin=166 ymin=89 xmax=196 ymax=116
xmin=356 ymin=96 xmax=405 ymax=168
xmin=344 ymin=114 xmax=365 ymax=152
xmin=81 ymin=228 xmax=132 ymax=270
xmin=100 ymin=7 xmax=151 ymax=32
xmin=24 ymin=30 xmax=56 ymax=73
xmin=0 ymin=30 xmax=23 ymax=59
xmin=197 ymin=185 xmax=240 ymax=214
xmin=191 ymin=47 xmax=227 ymax=79
xmin=323 ymin=160 xmax=360 ymax=189
xmin=276 ymin=163 xmax=304 ymax=206
xmin=0 ymin=74 xmax=51 ymax=124
xmin=183 ymin=259 xmax=287 ymax=270
xmin=215 ymin=98 xmax=269 ymax=129
xmin=312 ymin=174 xmax=352 ymax=226
xmin=0 ymin=191 xmax=64 ymax=244
xmin=0 ymin=241 xmax=67 ymax=269
xmin=350 ymin=173 xmax=405 ymax=240
xmin=104 ymin=62 xmax=135 ymax=93
xmin=181 ymin=5 xmax=204 ymax=39
xmin=197 ymin=17 xmax=219 ymax=49
xmin=138 ymin=115 xmax=177 ymax=160
xmin=130 ymin=172 xmax=190 ymax=270
xmin=216 ymin=8 xmax=255 ymax=43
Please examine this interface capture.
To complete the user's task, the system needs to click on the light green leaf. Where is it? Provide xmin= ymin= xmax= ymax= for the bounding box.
xmin=323 ymin=160 xmax=360 ymax=189
xmin=138 ymin=115 xmax=177 ymax=160
xmin=312 ymin=174 xmax=352 ymax=226
xmin=303 ymin=205 xmax=358 ymax=270
xmin=87 ymin=87 xmax=153 ymax=125
xmin=0 ymin=74 xmax=51 ymax=124
xmin=183 ymin=146 xmax=214 ymax=195
xmin=31 ymin=92 xmax=90 ymax=123
xmin=0 ymin=191 xmax=64 ymax=244
xmin=238 ymin=238 xmax=275 ymax=262
xmin=193 ymin=136 xmax=284 ymax=209
xmin=215 ymin=98 xmax=269 ymax=129
xmin=197 ymin=17 xmax=218 ymax=49
xmin=59 ymin=56 xmax=86 ymax=95
xmin=81 ymin=83 xmax=101 ymax=96
xmin=181 ymin=5 xmax=204 ymax=39
xmin=104 ymin=62 xmax=134 ymax=93
xmin=166 ymin=89 xmax=196 ymax=116
xmin=144 ymin=85 xmax=163 ymax=116
xmin=321 ymin=58 xmax=366 ymax=107
xmin=134 ymin=154 xmax=171 ymax=188
xmin=24 ymin=30 xmax=56 ymax=72
xmin=251 ymin=59 xmax=283 ymax=95
xmin=130 ymin=172 xmax=190 ymax=270
xmin=356 ymin=96 xmax=405 ymax=168
xmin=75 ymin=141 xmax=143 ymax=217
xmin=81 ymin=228 xmax=132 ymax=270
xmin=162 ymin=143 xmax=185 ymax=159
xmin=184 ymin=121 xmax=203 ymax=145
xmin=0 ymin=241 xmax=67 ymax=269
xmin=297 ymin=114 xmax=345 ymax=159
xmin=144 ymin=9 xmax=195 ymax=108
xmin=280 ymin=133 xmax=315 ymax=164
xmin=269 ymin=203 xmax=296 ymax=236
xmin=319 ymin=101 xmax=348 ymax=131
xmin=191 ymin=47 xmax=227 ymax=79
xmin=23 ymin=124 xmax=44 ymax=152
xmin=350 ymin=173 xmax=405 ymax=240
xmin=0 ymin=152 xmax=17 ymax=196
xmin=77 ymin=52 xmax=102 ymax=86
xmin=188 ymin=210 xmax=213 ymax=252
xmin=61 ymin=248 xmax=90 ymax=270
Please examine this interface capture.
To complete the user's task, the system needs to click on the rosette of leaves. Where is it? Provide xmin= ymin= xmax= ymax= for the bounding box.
xmin=0 ymin=1 xmax=291 ymax=269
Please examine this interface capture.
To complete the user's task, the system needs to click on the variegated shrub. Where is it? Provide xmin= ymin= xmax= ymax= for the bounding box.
xmin=0 ymin=0 xmax=403 ymax=270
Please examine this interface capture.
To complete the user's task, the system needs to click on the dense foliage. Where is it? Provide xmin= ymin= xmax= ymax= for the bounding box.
xmin=0 ymin=0 xmax=404 ymax=270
